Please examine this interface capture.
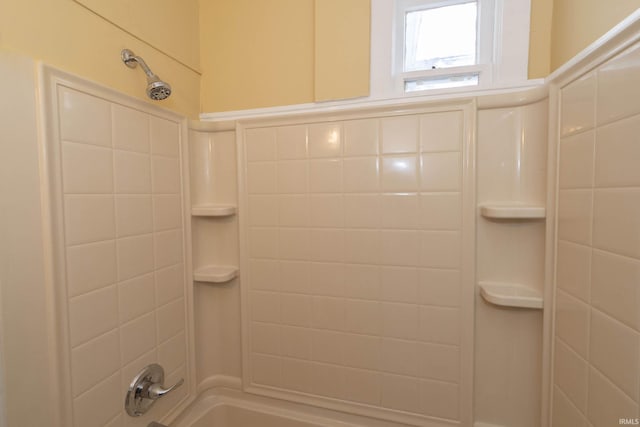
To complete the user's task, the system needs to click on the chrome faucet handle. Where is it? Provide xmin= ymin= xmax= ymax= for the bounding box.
xmin=125 ymin=364 xmax=184 ymax=417
xmin=146 ymin=377 xmax=184 ymax=399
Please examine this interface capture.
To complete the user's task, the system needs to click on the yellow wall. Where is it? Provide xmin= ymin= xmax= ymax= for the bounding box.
xmin=4 ymin=0 xmax=639 ymax=118
xmin=315 ymin=0 xmax=370 ymax=101
xmin=199 ymin=0 xmax=315 ymax=113
xmin=550 ymin=0 xmax=639 ymax=70
xmin=0 ymin=0 xmax=200 ymax=117
xmin=73 ymin=0 xmax=200 ymax=70
xmin=528 ymin=0 xmax=554 ymax=79
xmin=199 ymin=0 xmax=372 ymax=113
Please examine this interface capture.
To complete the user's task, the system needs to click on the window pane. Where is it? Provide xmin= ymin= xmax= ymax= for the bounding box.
xmin=405 ymin=73 xmax=479 ymax=92
xmin=404 ymin=1 xmax=477 ymax=72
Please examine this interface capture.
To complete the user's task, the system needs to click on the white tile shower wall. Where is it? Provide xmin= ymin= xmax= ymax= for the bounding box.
xmin=54 ymin=87 xmax=189 ymax=427
xmin=241 ymin=107 xmax=471 ymax=424
xmin=553 ymin=42 xmax=640 ymax=426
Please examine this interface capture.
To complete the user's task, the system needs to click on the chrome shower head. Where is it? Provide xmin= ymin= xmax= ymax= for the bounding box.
xmin=121 ymin=49 xmax=172 ymax=101
xmin=146 ymin=76 xmax=172 ymax=101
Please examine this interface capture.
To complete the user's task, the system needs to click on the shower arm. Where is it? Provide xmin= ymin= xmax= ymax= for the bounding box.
xmin=121 ymin=49 xmax=157 ymax=79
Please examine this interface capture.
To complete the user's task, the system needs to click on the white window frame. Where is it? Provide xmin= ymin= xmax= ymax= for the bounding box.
xmin=370 ymin=0 xmax=531 ymax=99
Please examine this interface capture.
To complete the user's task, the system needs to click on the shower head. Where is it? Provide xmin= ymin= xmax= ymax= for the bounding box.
xmin=121 ymin=49 xmax=172 ymax=101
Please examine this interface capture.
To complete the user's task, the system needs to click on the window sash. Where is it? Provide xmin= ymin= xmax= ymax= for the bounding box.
xmin=397 ymin=64 xmax=492 ymax=94
xmin=395 ymin=0 xmax=496 ymax=93
xmin=403 ymin=0 xmax=478 ymax=72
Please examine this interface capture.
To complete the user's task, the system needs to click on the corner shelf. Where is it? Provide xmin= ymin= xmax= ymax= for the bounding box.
xmin=191 ymin=204 xmax=237 ymax=217
xmin=480 ymin=203 xmax=545 ymax=219
xmin=478 ymin=281 xmax=543 ymax=309
xmin=193 ymin=265 xmax=239 ymax=283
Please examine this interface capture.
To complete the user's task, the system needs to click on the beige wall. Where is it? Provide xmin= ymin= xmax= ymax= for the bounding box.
xmin=199 ymin=0 xmax=371 ymax=113
xmin=0 ymin=0 xmax=200 ymax=117
xmin=550 ymin=0 xmax=639 ymax=70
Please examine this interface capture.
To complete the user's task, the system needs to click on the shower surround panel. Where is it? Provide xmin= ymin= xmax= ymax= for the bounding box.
xmin=239 ymin=105 xmax=474 ymax=426
xmin=44 ymin=77 xmax=191 ymax=427
xmin=552 ymin=42 xmax=640 ymax=425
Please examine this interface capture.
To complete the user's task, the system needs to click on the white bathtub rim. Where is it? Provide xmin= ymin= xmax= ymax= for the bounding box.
xmin=171 ymin=390 xmax=354 ymax=427
xmin=170 ymin=385 xmax=457 ymax=427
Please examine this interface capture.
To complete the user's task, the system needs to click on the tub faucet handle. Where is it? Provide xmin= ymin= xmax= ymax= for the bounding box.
xmin=125 ymin=364 xmax=184 ymax=417
xmin=146 ymin=377 xmax=184 ymax=399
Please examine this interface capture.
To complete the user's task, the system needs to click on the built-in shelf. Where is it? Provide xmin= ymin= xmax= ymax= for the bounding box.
xmin=480 ymin=203 xmax=546 ymax=219
xmin=191 ymin=204 xmax=237 ymax=217
xmin=478 ymin=281 xmax=543 ymax=309
xmin=193 ymin=265 xmax=239 ymax=283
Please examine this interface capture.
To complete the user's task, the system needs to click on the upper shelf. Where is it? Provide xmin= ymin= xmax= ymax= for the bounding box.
xmin=478 ymin=281 xmax=543 ymax=309
xmin=480 ymin=203 xmax=546 ymax=219
xmin=192 ymin=204 xmax=237 ymax=217
xmin=193 ymin=265 xmax=239 ymax=283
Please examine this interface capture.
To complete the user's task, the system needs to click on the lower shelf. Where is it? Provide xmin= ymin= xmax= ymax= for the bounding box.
xmin=192 ymin=204 xmax=237 ymax=217
xmin=194 ymin=265 xmax=239 ymax=283
xmin=478 ymin=281 xmax=543 ymax=309
xmin=480 ymin=203 xmax=546 ymax=219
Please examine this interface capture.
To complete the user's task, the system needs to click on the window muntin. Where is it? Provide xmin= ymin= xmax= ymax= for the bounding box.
xmin=404 ymin=1 xmax=478 ymax=72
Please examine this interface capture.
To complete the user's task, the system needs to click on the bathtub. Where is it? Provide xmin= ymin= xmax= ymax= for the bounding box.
xmin=170 ymin=387 xmax=418 ymax=427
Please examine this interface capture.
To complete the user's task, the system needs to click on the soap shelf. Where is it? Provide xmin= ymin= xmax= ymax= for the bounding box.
xmin=480 ymin=203 xmax=545 ymax=219
xmin=478 ymin=281 xmax=543 ymax=309
xmin=192 ymin=204 xmax=237 ymax=217
xmin=193 ymin=265 xmax=239 ymax=283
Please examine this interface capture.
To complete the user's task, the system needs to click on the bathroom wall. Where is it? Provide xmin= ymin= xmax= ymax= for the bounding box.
xmin=314 ymin=0 xmax=371 ymax=102
xmin=552 ymin=40 xmax=640 ymax=425
xmin=72 ymin=0 xmax=200 ymax=69
xmin=550 ymin=0 xmax=639 ymax=70
xmin=0 ymin=0 xmax=200 ymax=117
xmin=199 ymin=0 xmax=371 ymax=113
xmin=198 ymin=0 xmax=313 ymax=113
xmin=39 ymin=67 xmax=193 ymax=427
xmin=235 ymin=105 xmax=475 ymax=426
xmin=198 ymin=0 xmax=573 ymax=112
xmin=528 ymin=0 xmax=554 ymax=79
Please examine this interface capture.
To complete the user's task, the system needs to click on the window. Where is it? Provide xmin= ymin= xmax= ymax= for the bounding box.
xmin=369 ymin=0 xmax=530 ymax=99
xmin=395 ymin=0 xmax=493 ymax=93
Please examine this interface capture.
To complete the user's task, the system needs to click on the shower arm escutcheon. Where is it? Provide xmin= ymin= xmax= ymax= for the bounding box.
xmin=125 ymin=364 xmax=184 ymax=417
xmin=121 ymin=49 xmax=155 ymax=78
